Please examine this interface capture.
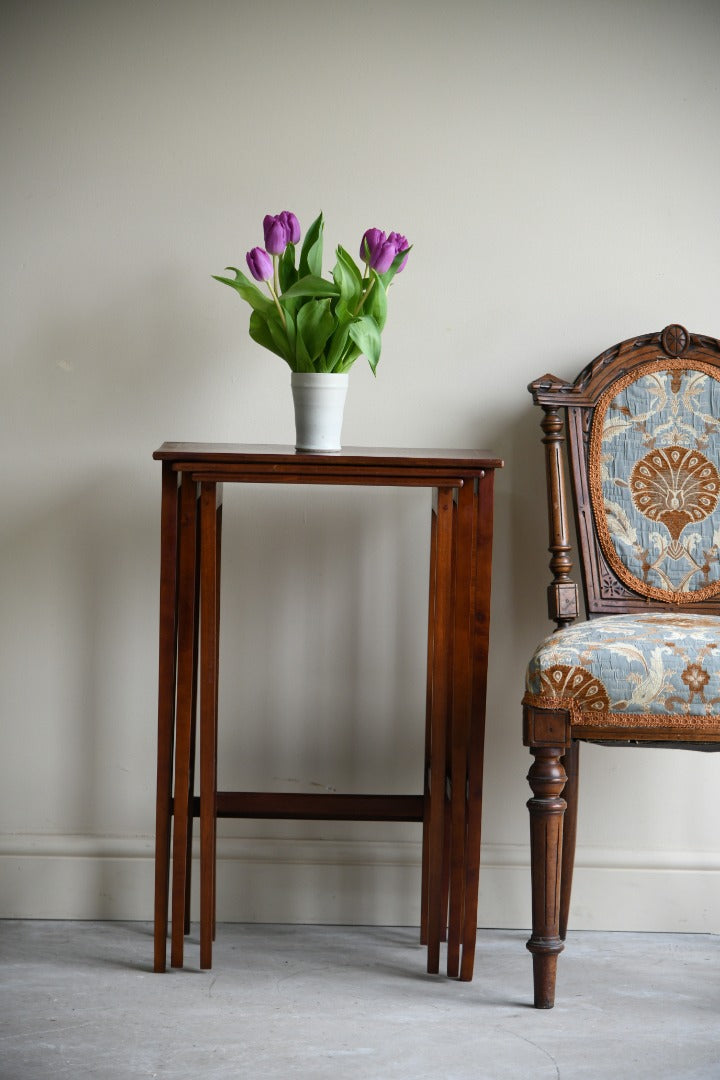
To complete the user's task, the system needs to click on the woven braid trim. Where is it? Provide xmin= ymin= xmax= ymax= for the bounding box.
xmin=522 ymin=691 xmax=720 ymax=731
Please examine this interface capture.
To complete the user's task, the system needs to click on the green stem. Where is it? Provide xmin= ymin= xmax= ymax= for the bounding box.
xmin=353 ymin=273 xmax=375 ymax=316
xmin=265 ymin=281 xmax=287 ymax=329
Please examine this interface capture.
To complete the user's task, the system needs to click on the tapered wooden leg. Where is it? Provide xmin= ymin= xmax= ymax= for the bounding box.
xmin=447 ymin=485 xmax=472 ymax=978
xmin=153 ymin=463 xmax=180 ymax=973
xmin=425 ymin=488 xmax=454 ymax=974
xmin=420 ymin=500 xmax=439 ymax=948
xmin=459 ymin=470 xmax=494 ymax=982
xmin=441 ymin=494 xmax=457 ymax=952
xmin=183 ymin=500 xmax=201 ymax=935
xmin=559 ymin=740 xmax=579 ymax=941
xmin=199 ymin=483 xmax=219 ymax=970
xmin=440 ymin=788 xmax=452 ymax=946
xmin=212 ymin=497 xmax=222 ymax=943
xmin=526 ymin=746 xmax=567 ymax=1008
xmin=170 ymin=475 xmax=198 ymax=968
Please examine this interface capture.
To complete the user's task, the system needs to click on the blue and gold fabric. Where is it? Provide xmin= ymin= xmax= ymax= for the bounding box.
xmin=589 ymin=360 xmax=720 ymax=603
xmin=524 ymin=360 xmax=720 ymax=732
xmin=524 ymin=613 xmax=720 ymax=732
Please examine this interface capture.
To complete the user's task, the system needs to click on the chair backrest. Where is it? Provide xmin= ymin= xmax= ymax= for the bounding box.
xmin=529 ymin=324 xmax=720 ymax=628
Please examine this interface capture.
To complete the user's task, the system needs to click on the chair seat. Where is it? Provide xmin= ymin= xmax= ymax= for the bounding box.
xmin=524 ymin=612 xmax=720 ymax=734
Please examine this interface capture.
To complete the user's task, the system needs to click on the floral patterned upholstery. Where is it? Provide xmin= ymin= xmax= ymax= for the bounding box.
xmin=524 ymin=358 xmax=720 ymax=733
xmin=524 ymin=612 xmax=720 ymax=733
xmin=590 ymin=361 xmax=720 ymax=604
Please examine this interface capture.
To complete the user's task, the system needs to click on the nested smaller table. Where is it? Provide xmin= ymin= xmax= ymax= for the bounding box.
xmin=153 ymin=444 xmax=501 ymax=978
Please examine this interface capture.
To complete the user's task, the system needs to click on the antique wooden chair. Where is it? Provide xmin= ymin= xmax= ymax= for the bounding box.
xmin=523 ymin=324 xmax=720 ymax=1008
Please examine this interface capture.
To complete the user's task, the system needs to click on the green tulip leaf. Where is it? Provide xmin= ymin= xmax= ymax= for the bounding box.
xmin=249 ymin=311 xmax=293 ymax=367
xmin=278 ymin=243 xmax=298 ymax=293
xmin=279 ymin=305 xmax=296 ymax=357
xmin=294 ymin=328 xmax=314 ymax=372
xmin=334 ymin=342 xmax=361 ymax=373
xmin=325 ymin=320 xmax=352 ymax=372
xmin=296 ymin=298 xmax=336 ymax=368
xmin=281 ymin=275 xmax=340 ymax=300
xmin=332 ymin=246 xmax=363 ymax=309
xmin=299 ymin=212 xmax=324 ymax=278
xmin=364 ymin=271 xmax=388 ymax=331
xmin=213 ymin=267 xmax=273 ymax=313
xmin=258 ymin=306 xmax=295 ymax=367
xmin=280 ymin=293 xmax=300 ymax=322
xmin=348 ymin=315 xmax=382 ymax=375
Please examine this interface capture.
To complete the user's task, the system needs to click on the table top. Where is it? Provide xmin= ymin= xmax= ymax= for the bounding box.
xmin=154 ymin=443 xmax=503 ymax=471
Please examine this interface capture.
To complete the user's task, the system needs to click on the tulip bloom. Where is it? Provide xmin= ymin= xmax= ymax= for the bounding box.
xmin=246 ymin=246 xmax=273 ymax=282
xmin=263 ymin=215 xmax=288 ymax=255
xmin=360 ymin=228 xmax=385 ymax=266
xmin=371 ymin=239 xmax=400 ymax=273
xmin=387 ymin=232 xmax=409 ymax=272
xmin=360 ymin=227 xmax=409 ymax=273
xmin=263 ymin=211 xmax=301 ymax=254
xmin=279 ymin=210 xmax=301 ymax=245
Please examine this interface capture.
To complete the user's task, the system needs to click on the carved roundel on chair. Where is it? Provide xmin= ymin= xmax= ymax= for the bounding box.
xmin=588 ymin=358 xmax=720 ymax=604
xmin=661 ymin=323 xmax=689 ymax=357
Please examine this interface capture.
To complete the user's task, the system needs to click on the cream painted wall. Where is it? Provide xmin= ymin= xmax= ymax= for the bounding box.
xmin=3 ymin=0 xmax=720 ymax=932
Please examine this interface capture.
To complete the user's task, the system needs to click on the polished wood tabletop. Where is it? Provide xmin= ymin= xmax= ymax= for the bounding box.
xmin=154 ymin=443 xmax=503 ymax=466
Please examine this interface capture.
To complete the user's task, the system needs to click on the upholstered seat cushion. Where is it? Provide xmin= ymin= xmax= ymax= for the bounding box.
xmin=523 ymin=612 xmax=720 ymax=732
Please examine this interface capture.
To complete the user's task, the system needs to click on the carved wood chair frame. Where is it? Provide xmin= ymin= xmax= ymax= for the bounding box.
xmin=523 ymin=324 xmax=720 ymax=1008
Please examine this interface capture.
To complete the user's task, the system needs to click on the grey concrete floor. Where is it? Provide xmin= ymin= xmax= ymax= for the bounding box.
xmin=1 ymin=921 xmax=718 ymax=1080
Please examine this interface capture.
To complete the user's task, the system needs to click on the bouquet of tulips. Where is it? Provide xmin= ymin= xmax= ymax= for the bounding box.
xmin=214 ymin=211 xmax=410 ymax=375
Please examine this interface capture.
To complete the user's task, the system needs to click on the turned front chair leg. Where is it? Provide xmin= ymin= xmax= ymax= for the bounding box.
xmin=526 ymin=746 xmax=567 ymax=1009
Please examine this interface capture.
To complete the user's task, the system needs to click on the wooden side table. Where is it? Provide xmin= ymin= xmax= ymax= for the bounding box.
xmin=152 ymin=445 xmax=502 ymax=979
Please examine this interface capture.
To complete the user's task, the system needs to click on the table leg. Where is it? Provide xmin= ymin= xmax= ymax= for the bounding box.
xmin=425 ymin=487 xmax=454 ymax=974
xmin=153 ymin=463 xmax=180 ymax=973
xmin=184 ymin=501 xmax=201 ymax=934
xmin=441 ymin=492 xmax=458 ymax=949
xmin=199 ymin=482 xmax=220 ymax=970
xmin=460 ymin=470 xmax=495 ymax=981
xmin=212 ymin=497 xmax=223 ymax=943
xmin=170 ymin=475 xmax=199 ymax=967
xmin=419 ymin=498 xmax=438 ymax=948
xmin=446 ymin=481 xmax=475 ymax=977
xmin=440 ymin=781 xmax=452 ymax=946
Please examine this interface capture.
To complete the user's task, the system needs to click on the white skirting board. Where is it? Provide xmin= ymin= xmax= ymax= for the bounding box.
xmin=1 ymin=834 xmax=719 ymax=932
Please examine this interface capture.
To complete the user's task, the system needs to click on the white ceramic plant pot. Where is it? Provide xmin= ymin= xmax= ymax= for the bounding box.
xmin=291 ymin=372 xmax=349 ymax=453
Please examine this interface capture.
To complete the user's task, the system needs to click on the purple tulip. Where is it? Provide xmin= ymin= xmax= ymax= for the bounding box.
xmin=388 ymin=231 xmax=410 ymax=272
xmin=371 ymin=239 xmax=400 ymax=273
xmin=263 ymin=210 xmax=301 ymax=254
xmin=360 ymin=228 xmax=386 ymax=266
xmin=360 ymin=227 xmax=410 ymax=272
xmin=246 ymin=246 xmax=273 ymax=282
xmin=279 ymin=210 xmax=301 ymax=245
xmin=263 ymin=214 xmax=288 ymax=255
